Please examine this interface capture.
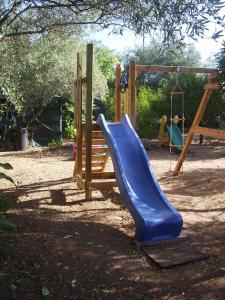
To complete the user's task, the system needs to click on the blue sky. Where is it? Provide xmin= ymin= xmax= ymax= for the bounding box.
xmin=91 ymin=28 xmax=223 ymax=66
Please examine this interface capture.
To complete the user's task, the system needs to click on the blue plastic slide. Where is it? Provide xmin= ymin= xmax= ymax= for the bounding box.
xmin=97 ymin=114 xmax=183 ymax=244
xmin=165 ymin=123 xmax=183 ymax=152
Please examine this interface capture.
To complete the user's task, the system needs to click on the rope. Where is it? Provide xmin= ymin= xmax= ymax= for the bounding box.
xmin=169 ymin=93 xmax=173 ymax=174
xmin=170 ymin=66 xmax=185 ymax=174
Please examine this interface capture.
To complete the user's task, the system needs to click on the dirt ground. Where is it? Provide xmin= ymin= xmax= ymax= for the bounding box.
xmin=1 ymin=141 xmax=225 ymax=300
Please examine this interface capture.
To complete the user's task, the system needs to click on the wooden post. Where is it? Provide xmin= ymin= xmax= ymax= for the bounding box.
xmin=74 ymin=52 xmax=83 ymax=179
xmin=173 ymin=74 xmax=217 ymax=175
xmin=124 ymin=89 xmax=129 ymax=115
xmin=128 ymin=60 xmax=136 ymax=127
xmin=85 ymin=44 xmax=93 ymax=200
xmin=115 ymin=65 xmax=121 ymax=122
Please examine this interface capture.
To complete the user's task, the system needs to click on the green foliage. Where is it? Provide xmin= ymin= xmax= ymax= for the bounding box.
xmin=48 ymin=139 xmax=63 ymax=149
xmin=125 ymin=41 xmax=201 ymax=89
xmin=104 ymin=84 xmax=116 ymax=121
xmin=137 ymin=86 xmax=164 ymax=138
xmin=1 ymin=1 xmax=224 ymax=46
xmin=65 ymin=121 xmax=77 ymax=140
xmin=135 ymin=72 xmax=223 ymax=138
xmin=0 ymin=162 xmax=14 ymax=184
xmin=0 ymin=163 xmax=13 ymax=170
xmin=0 ymin=33 xmax=109 ymax=116
xmin=126 ymin=40 xmax=225 ymax=138
xmin=0 ymin=162 xmax=16 ymax=231
xmin=131 ymin=42 xmax=201 ymax=67
xmin=217 ymin=44 xmax=225 ymax=97
xmin=95 ymin=47 xmax=118 ymax=80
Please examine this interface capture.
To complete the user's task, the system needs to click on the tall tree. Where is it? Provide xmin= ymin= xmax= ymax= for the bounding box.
xmin=0 ymin=32 xmax=108 ymax=112
xmin=0 ymin=1 xmax=224 ymax=44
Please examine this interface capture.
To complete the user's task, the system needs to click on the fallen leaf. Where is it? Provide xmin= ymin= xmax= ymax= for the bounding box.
xmin=41 ymin=287 xmax=50 ymax=297
xmin=106 ymin=249 xmax=117 ymax=256
xmin=0 ymin=218 xmax=17 ymax=231
xmin=64 ymin=235 xmax=73 ymax=239
xmin=9 ymin=284 xmax=17 ymax=290
xmin=134 ymin=276 xmax=140 ymax=282
xmin=71 ymin=279 xmax=77 ymax=288
xmin=100 ymin=288 xmax=115 ymax=294
xmin=0 ymin=272 xmax=9 ymax=277
xmin=86 ymin=241 xmax=94 ymax=246
xmin=32 ymin=262 xmax=40 ymax=269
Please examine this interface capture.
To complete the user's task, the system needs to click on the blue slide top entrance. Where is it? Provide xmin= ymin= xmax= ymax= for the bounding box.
xmin=97 ymin=114 xmax=183 ymax=244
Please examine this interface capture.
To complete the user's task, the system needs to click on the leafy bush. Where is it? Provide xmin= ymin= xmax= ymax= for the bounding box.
xmin=48 ymin=139 xmax=62 ymax=149
xmin=0 ymin=163 xmax=16 ymax=231
xmin=136 ymin=86 xmax=165 ymax=138
xmin=65 ymin=121 xmax=77 ymax=139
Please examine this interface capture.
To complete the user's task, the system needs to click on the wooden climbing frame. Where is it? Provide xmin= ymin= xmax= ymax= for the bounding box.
xmin=74 ymin=44 xmax=116 ymax=200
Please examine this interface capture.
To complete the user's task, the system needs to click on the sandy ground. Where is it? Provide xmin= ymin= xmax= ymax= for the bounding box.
xmin=0 ymin=141 xmax=225 ymax=299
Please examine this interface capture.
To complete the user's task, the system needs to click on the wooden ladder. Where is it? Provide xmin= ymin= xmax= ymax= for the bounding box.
xmin=81 ymin=125 xmax=109 ymax=173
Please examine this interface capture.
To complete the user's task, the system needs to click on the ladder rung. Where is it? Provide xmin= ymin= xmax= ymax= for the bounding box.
xmin=82 ymin=139 xmax=107 ymax=146
xmin=82 ymin=154 xmax=107 ymax=161
xmin=81 ymin=148 xmax=108 ymax=154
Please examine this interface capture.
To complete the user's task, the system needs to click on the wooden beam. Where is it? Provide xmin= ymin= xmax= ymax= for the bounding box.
xmin=115 ymin=64 xmax=121 ymax=122
xmin=91 ymin=131 xmax=104 ymax=139
xmin=82 ymin=139 xmax=107 ymax=146
xmin=174 ymin=87 xmax=214 ymax=175
xmin=136 ymin=65 xmax=217 ymax=77
xmin=87 ymin=181 xmax=117 ymax=189
xmin=82 ymin=153 xmax=107 ymax=160
xmin=101 ymin=149 xmax=110 ymax=171
xmin=82 ymin=161 xmax=105 ymax=167
xmin=76 ymin=174 xmax=85 ymax=190
xmin=82 ymin=171 xmax=115 ymax=180
xmin=128 ymin=60 xmax=136 ymax=127
xmin=85 ymin=44 xmax=93 ymax=200
xmin=82 ymin=123 xmax=101 ymax=131
xmin=204 ymin=83 xmax=220 ymax=91
xmin=124 ymin=88 xmax=129 ymax=115
xmin=192 ymin=126 xmax=225 ymax=140
xmin=74 ymin=52 xmax=83 ymax=178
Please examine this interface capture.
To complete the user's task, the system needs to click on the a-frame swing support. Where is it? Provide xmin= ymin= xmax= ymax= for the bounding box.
xmin=173 ymin=74 xmax=222 ymax=175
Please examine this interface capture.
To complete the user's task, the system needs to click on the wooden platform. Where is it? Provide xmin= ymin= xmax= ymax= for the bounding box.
xmin=141 ymin=237 xmax=208 ymax=268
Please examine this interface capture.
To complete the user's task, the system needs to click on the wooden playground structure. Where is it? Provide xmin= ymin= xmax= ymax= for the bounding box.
xmin=74 ymin=44 xmax=224 ymax=200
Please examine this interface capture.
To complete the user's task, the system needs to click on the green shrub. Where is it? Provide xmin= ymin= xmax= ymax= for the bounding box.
xmin=65 ymin=121 xmax=77 ymax=139
xmin=0 ymin=163 xmax=16 ymax=231
xmin=136 ymin=86 xmax=165 ymax=138
xmin=48 ymin=139 xmax=62 ymax=149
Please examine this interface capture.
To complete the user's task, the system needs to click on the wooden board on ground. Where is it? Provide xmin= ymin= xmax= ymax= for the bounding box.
xmin=141 ymin=238 xmax=208 ymax=268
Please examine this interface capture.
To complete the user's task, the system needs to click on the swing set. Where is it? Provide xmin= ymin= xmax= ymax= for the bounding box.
xmin=115 ymin=61 xmax=222 ymax=175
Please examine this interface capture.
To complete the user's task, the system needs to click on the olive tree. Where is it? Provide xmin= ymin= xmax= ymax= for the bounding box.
xmin=0 ymin=1 xmax=224 ymax=44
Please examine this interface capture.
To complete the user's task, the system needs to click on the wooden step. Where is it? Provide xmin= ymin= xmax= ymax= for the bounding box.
xmin=82 ymin=161 xmax=104 ymax=168
xmin=82 ymin=153 xmax=107 ymax=161
xmin=82 ymin=139 xmax=107 ymax=146
xmin=81 ymin=147 xmax=108 ymax=154
xmin=82 ymin=131 xmax=104 ymax=139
